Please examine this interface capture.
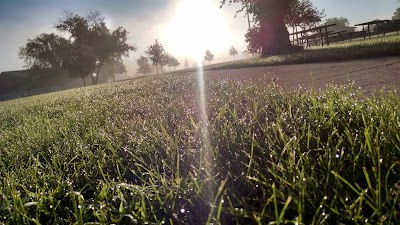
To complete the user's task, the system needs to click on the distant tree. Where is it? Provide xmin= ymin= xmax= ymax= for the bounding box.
xmin=229 ymin=46 xmax=238 ymax=60
xmin=55 ymin=10 xmax=135 ymax=85
xmin=136 ymin=56 xmax=151 ymax=75
xmin=145 ymin=39 xmax=165 ymax=74
xmin=96 ymin=59 xmax=126 ymax=82
xmin=204 ymin=50 xmax=214 ymax=65
xmin=160 ymin=53 xmax=170 ymax=73
xmin=167 ymin=56 xmax=180 ymax=70
xmin=393 ymin=8 xmax=400 ymax=20
xmin=184 ymin=59 xmax=190 ymax=69
xmin=323 ymin=17 xmax=350 ymax=26
xmin=19 ymin=33 xmax=70 ymax=70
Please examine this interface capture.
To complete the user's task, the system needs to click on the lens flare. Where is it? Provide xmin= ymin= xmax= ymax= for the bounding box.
xmin=196 ymin=57 xmax=214 ymax=202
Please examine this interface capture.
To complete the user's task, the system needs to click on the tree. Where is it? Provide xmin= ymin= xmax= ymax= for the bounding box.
xmin=167 ymin=56 xmax=180 ymax=70
xmin=323 ymin=17 xmax=350 ymax=26
xmin=160 ymin=53 xmax=170 ymax=73
xmin=184 ymin=59 xmax=190 ymax=69
xmin=204 ymin=50 xmax=214 ymax=65
xmin=220 ymin=0 xmax=299 ymax=56
xmin=55 ymin=10 xmax=135 ymax=85
xmin=285 ymin=0 xmax=325 ymax=30
xmin=393 ymin=8 xmax=400 ymax=20
xmin=136 ymin=56 xmax=151 ymax=75
xmin=229 ymin=45 xmax=239 ymax=60
xmin=19 ymin=33 xmax=70 ymax=70
xmin=220 ymin=0 xmax=322 ymax=56
xmin=145 ymin=39 xmax=165 ymax=74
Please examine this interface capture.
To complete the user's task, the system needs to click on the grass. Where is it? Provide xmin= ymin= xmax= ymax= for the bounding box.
xmin=195 ymin=35 xmax=400 ymax=71
xmin=0 ymin=74 xmax=399 ymax=224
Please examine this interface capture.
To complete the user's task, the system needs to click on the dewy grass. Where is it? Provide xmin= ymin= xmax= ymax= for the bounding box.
xmin=0 ymin=75 xmax=399 ymax=224
xmin=198 ymin=35 xmax=400 ymax=71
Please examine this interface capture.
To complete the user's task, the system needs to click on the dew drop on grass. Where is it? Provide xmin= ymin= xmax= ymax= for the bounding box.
xmin=180 ymin=208 xmax=185 ymax=213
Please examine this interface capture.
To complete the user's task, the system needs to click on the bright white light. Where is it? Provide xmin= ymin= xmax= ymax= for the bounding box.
xmin=160 ymin=0 xmax=233 ymax=60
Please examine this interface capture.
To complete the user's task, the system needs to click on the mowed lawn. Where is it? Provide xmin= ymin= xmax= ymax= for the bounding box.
xmin=196 ymin=35 xmax=400 ymax=71
xmin=0 ymin=74 xmax=399 ymax=224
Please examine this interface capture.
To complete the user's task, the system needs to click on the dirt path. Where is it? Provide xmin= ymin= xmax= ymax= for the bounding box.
xmin=188 ymin=57 xmax=400 ymax=93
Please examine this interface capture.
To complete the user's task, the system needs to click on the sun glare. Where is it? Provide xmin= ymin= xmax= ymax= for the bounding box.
xmin=160 ymin=0 xmax=232 ymax=60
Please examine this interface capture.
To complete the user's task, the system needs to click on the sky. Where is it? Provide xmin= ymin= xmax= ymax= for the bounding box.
xmin=0 ymin=0 xmax=399 ymax=74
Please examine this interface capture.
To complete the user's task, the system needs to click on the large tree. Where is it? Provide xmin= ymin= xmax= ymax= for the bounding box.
xmin=220 ymin=0 xmax=323 ymax=56
xmin=221 ymin=0 xmax=293 ymax=56
xmin=393 ymin=8 xmax=400 ymax=20
xmin=145 ymin=40 xmax=165 ymax=74
xmin=55 ymin=10 xmax=135 ymax=85
xmin=19 ymin=33 xmax=70 ymax=70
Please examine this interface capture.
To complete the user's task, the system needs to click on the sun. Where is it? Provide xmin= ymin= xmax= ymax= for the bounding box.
xmin=160 ymin=0 xmax=233 ymax=61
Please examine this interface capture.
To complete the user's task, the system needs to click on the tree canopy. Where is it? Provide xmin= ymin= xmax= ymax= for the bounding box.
xmin=229 ymin=46 xmax=238 ymax=59
xmin=323 ymin=17 xmax=350 ymax=26
xmin=204 ymin=50 xmax=214 ymax=65
xmin=145 ymin=40 xmax=165 ymax=74
xmin=285 ymin=0 xmax=325 ymax=29
xmin=393 ymin=8 xmax=400 ymax=20
xmin=19 ymin=33 xmax=70 ymax=70
xmin=167 ymin=56 xmax=180 ymax=70
xmin=136 ymin=56 xmax=151 ymax=75
xmin=55 ymin=10 xmax=135 ymax=85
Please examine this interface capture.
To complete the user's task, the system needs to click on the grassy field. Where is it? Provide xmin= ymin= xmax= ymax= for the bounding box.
xmin=0 ymin=75 xmax=399 ymax=224
xmin=195 ymin=35 xmax=400 ymax=71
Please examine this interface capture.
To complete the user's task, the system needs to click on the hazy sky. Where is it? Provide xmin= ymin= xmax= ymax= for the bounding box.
xmin=0 ymin=0 xmax=398 ymax=73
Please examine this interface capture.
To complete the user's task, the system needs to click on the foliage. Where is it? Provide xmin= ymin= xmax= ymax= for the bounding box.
xmin=393 ymin=8 xmax=400 ymax=20
xmin=229 ymin=46 xmax=239 ymax=59
xmin=167 ymin=55 xmax=180 ymax=70
xmin=204 ymin=49 xmax=214 ymax=65
xmin=285 ymin=0 xmax=325 ymax=29
xmin=55 ymin=10 xmax=135 ymax=85
xmin=18 ymin=33 xmax=71 ymax=70
xmin=0 ymin=74 xmax=399 ymax=224
xmin=160 ymin=53 xmax=170 ymax=73
xmin=221 ymin=0 xmax=322 ymax=56
xmin=323 ymin=17 xmax=350 ymax=26
xmin=244 ymin=26 xmax=263 ymax=55
xmin=136 ymin=56 xmax=151 ymax=75
xmin=145 ymin=39 xmax=165 ymax=74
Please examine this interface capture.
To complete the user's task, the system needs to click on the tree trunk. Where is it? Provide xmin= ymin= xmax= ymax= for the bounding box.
xmin=83 ymin=78 xmax=86 ymax=87
xmin=92 ymin=62 xmax=104 ymax=85
xmin=258 ymin=0 xmax=301 ymax=56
